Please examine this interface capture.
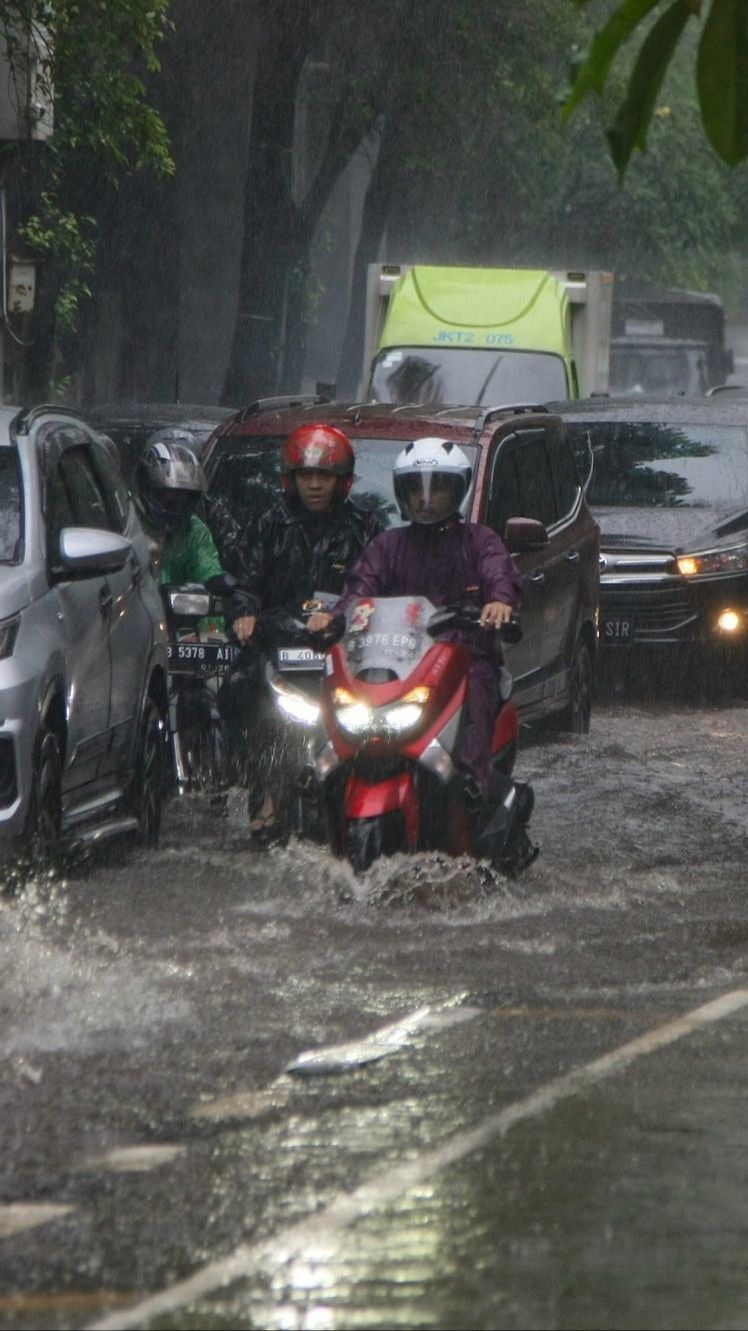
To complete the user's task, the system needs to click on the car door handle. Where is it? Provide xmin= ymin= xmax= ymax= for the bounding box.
xmin=99 ymin=585 xmax=113 ymax=617
xmin=566 ymin=550 xmax=581 ymax=564
xmin=129 ymin=555 xmax=141 ymax=585
xmin=528 ymin=571 xmax=546 ymax=584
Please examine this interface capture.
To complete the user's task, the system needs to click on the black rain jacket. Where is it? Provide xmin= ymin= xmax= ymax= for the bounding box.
xmin=233 ymin=492 xmax=382 ymax=620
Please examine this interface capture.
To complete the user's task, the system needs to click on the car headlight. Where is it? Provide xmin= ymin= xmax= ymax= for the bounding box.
xmin=677 ymin=543 xmax=748 ymax=578
xmin=0 ymin=614 xmax=19 ymax=659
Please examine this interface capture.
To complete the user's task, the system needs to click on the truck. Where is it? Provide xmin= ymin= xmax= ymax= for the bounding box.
xmin=363 ymin=264 xmax=614 ymax=406
xmin=609 ymin=279 xmax=734 ymax=396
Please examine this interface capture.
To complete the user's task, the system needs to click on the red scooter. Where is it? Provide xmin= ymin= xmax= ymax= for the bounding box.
xmin=310 ymin=595 xmax=537 ymax=874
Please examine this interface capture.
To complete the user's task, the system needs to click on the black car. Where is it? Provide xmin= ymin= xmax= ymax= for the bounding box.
xmin=554 ymin=396 xmax=748 ymax=675
xmin=84 ymin=401 xmax=236 ymax=482
xmin=203 ymin=397 xmax=600 ymax=731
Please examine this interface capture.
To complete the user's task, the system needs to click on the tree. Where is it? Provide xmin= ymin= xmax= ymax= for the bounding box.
xmin=565 ymin=0 xmax=748 ymax=177
xmin=0 ymin=0 xmax=173 ymax=397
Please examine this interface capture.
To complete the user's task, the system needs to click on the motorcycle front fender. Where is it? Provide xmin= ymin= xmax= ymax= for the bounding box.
xmin=345 ymin=772 xmax=419 ymax=849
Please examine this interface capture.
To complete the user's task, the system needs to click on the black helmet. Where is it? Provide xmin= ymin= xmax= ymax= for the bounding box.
xmin=135 ymin=432 xmax=207 ymax=534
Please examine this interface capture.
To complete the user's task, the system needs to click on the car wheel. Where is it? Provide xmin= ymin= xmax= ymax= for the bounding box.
xmin=27 ymin=728 xmax=62 ymax=860
xmin=132 ymin=698 xmax=165 ymax=847
xmin=556 ymin=636 xmax=593 ymax=734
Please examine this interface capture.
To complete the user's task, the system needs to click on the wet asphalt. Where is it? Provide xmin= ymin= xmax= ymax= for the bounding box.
xmin=1 ymin=684 xmax=747 ymax=1331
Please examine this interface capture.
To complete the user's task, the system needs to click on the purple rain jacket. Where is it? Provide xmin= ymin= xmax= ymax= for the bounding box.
xmin=336 ymin=518 xmax=523 ymax=787
xmin=338 ymin=517 xmax=522 ymax=641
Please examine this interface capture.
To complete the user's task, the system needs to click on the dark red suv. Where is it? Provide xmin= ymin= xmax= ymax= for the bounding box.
xmin=203 ymin=397 xmax=600 ymax=730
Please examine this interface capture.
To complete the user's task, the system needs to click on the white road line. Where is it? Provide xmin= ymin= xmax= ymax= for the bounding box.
xmin=0 ymin=1203 xmax=73 ymax=1238
xmin=89 ymin=987 xmax=748 ymax=1331
xmin=77 ymin=1146 xmax=185 ymax=1174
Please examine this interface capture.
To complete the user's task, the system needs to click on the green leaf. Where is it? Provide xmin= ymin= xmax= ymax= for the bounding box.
xmin=697 ymin=0 xmax=748 ymax=164
xmin=606 ymin=0 xmax=692 ymax=177
xmin=563 ymin=0 xmax=664 ymax=119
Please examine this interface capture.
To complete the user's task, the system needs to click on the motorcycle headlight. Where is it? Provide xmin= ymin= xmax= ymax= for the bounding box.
xmin=169 ymin=590 xmax=212 ymax=617
xmin=333 ymin=685 xmax=430 ymax=736
xmin=381 ymin=702 xmax=424 ymax=732
xmin=269 ymin=677 xmax=320 ymax=727
xmin=677 ymin=542 xmax=748 ymax=578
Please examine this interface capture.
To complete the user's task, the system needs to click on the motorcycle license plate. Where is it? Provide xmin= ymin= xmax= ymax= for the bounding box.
xmin=277 ymin=646 xmax=325 ymax=670
xmin=602 ymin=616 xmax=634 ymax=644
xmin=167 ymin=641 xmax=238 ymax=674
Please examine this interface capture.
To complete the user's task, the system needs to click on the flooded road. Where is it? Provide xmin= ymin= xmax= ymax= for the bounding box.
xmin=1 ymin=698 xmax=747 ymax=1330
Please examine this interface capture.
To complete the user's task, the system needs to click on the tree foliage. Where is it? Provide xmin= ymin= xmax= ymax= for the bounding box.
xmin=565 ymin=0 xmax=748 ymax=176
xmin=0 ymin=0 xmax=173 ymax=395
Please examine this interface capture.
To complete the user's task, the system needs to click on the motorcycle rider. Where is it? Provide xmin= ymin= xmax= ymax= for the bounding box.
xmin=134 ymin=437 xmax=225 ymax=590
xmin=312 ymin=437 xmax=522 ymax=798
xmin=232 ymin=423 xmax=382 ymax=837
xmin=141 ymin=428 xmax=242 ymax=577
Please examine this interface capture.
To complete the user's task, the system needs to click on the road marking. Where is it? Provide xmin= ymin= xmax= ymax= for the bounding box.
xmin=89 ymin=988 xmax=748 ymax=1331
xmin=191 ymin=1089 xmax=290 ymax=1121
xmin=0 ymin=1292 xmax=134 ymax=1314
xmin=0 ymin=1203 xmax=72 ymax=1237
xmin=78 ymin=1145 xmax=185 ymax=1174
xmin=286 ymin=1001 xmax=480 ymax=1075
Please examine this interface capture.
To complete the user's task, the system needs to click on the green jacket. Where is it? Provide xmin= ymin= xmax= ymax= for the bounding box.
xmin=158 ymin=514 xmax=224 ymax=587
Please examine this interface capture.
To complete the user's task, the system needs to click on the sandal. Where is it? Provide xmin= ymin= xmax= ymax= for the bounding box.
xmin=249 ymin=812 xmax=283 ymax=846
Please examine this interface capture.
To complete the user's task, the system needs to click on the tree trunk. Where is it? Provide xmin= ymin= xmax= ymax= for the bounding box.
xmin=221 ymin=1 xmax=313 ymax=406
xmin=336 ymin=114 xmax=404 ymax=399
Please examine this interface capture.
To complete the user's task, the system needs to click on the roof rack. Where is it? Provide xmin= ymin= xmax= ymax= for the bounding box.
xmin=236 ymin=394 xmax=330 ymax=425
xmin=469 ymin=402 xmax=547 ymax=446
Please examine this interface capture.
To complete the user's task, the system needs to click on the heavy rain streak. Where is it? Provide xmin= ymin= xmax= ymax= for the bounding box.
xmin=1 ymin=3 xmax=748 ymax=1331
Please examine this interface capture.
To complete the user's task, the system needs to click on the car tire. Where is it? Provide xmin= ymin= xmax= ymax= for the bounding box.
xmin=556 ymin=636 xmax=593 ymax=734
xmin=132 ymin=697 xmax=165 ymax=847
xmin=27 ymin=728 xmax=62 ymax=860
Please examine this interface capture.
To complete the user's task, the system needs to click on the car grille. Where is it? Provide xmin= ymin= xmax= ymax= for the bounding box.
xmin=601 ymin=582 xmax=697 ymax=642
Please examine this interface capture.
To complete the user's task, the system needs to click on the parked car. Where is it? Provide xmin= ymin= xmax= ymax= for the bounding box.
xmin=203 ymin=397 xmax=600 ymax=730
xmin=0 ymin=404 xmax=169 ymax=861
xmin=83 ymin=401 xmax=236 ymax=481
xmin=552 ymin=396 xmax=748 ymax=678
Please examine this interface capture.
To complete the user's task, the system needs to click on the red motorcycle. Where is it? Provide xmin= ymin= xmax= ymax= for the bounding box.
xmin=310 ymin=595 xmax=537 ymax=875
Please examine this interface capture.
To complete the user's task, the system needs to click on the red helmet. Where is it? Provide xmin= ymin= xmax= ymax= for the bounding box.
xmin=282 ymin=424 xmax=355 ymax=498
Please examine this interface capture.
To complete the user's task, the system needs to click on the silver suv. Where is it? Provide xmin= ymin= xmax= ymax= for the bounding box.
xmin=0 ymin=404 xmax=168 ymax=858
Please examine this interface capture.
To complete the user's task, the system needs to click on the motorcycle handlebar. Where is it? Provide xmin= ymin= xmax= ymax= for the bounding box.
xmin=426 ymin=603 xmax=522 ymax=643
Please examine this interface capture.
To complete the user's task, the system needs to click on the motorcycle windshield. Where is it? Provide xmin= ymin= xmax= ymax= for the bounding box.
xmin=343 ymin=596 xmax=436 ymax=680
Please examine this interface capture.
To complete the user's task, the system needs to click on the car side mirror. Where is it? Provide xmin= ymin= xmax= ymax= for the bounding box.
xmin=504 ymin=517 xmax=549 ymax=553
xmin=58 ymin=527 xmax=131 ymax=574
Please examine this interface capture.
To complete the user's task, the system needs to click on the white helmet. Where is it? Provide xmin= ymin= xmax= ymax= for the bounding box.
xmin=393 ymin=437 xmax=473 ymax=524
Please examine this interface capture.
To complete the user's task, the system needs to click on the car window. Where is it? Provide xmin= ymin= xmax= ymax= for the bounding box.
xmin=0 ymin=451 xmax=22 ymax=563
xmin=565 ymin=421 xmax=748 ymax=508
xmin=60 ymin=447 xmax=116 ymax=531
xmin=208 ymin=435 xmax=477 ymax=531
xmin=488 ymin=430 xmax=557 ymax=533
xmin=546 ymin=425 xmax=580 ymax=518
xmin=89 ymin=440 xmax=130 ymax=533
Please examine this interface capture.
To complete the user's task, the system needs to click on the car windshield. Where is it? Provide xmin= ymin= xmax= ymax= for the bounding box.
xmin=369 ymin=347 xmax=568 ymax=405
xmin=565 ymin=421 xmax=748 ymax=509
xmin=0 ymin=450 xmax=22 ymax=562
xmin=609 ymin=346 xmax=709 ymax=396
xmin=208 ymin=435 xmax=478 ymax=529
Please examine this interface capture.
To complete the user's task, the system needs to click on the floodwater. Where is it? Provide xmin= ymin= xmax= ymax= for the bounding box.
xmin=1 ymin=697 xmax=747 ymax=1330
